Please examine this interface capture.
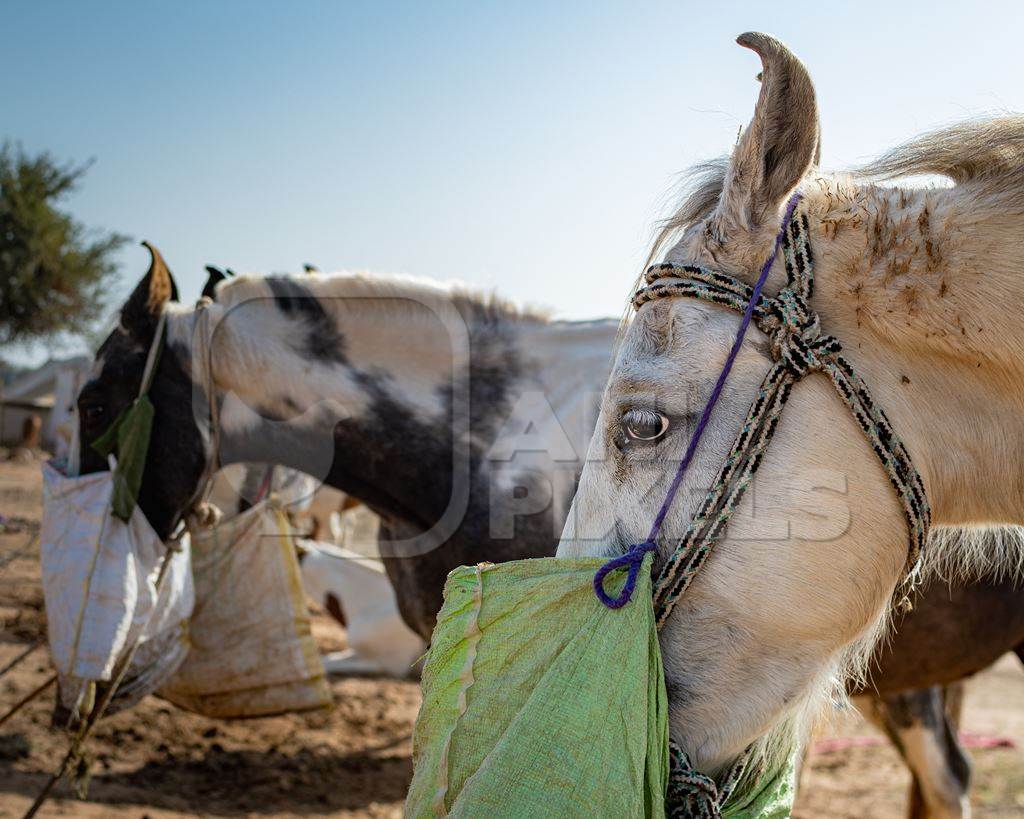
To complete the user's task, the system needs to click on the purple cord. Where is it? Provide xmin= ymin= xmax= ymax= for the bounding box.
xmin=594 ymin=192 xmax=802 ymax=609
xmin=594 ymin=540 xmax=658 ymax=608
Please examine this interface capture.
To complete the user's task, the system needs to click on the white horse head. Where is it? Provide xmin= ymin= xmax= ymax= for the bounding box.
xmin=558 ymin=31 xmax=1024 ymax=779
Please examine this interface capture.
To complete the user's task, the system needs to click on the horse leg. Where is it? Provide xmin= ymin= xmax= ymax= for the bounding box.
xmin=944 ymin=681 xmax=965 ymax=729
xmin=868 ymin=685 xmax=971 ymax=819
xmin=905 ymin=682 xmax=966 ymax=819
xmin=857 ymin=695 xmax=927 ymax=815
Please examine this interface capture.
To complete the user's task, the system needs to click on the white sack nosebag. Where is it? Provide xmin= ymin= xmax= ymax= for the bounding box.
xmin=40 ymin=459 xmax=194 ymax=716
xmin=40 ymin=311 xmax=193 ymax=720
xmin=159 ymin=501 xmax=332 ymax=718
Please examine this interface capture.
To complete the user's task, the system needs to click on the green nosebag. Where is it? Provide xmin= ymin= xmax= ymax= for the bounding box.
xmin=406 ymin=555 xmax=667 ymax=817
xmin=406 ymin=555 xmax=797 ymax=818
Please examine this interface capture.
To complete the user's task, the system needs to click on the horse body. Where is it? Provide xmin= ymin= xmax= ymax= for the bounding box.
xmin=854 ymin=575 xmax=1024 ymax=818
xmin=556 ymin=31 xmax=1024 ymax=783
xmin=864 ymin=574 xmax=1024 ymax=695
xmin=173 ymin=273 xmax=614 ymax=638
xmin=374 ymin=316 xmax=614 ymax=637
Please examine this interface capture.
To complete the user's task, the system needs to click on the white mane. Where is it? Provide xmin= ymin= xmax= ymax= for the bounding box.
xmin=214 ymin=269 xmax=551 ymax=327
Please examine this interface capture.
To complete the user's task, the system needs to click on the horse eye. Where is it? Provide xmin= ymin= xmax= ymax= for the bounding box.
xmin=81 ymin=403 xmax=106 ymax=423
xmin=621 ymin=409 xmax=669 ymax=443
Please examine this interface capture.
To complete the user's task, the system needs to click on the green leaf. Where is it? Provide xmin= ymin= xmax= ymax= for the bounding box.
xmin=91 ymin=395 xmax=154 ymax=522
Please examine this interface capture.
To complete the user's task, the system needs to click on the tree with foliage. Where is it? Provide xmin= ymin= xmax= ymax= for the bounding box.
xmin=0 ymin=144 xmax=128 ymax=344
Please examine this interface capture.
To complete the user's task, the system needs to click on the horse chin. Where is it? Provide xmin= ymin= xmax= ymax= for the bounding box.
xmin=73 ymin=433 xmax=107 ymax=477
xmin=659 ymin=608 xmax=834 ymax=773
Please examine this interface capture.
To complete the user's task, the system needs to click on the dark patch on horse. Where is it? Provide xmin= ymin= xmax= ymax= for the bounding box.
xmin=880 ymin=689 xmax=937 ymax=732
xmin=218 ymin=302 xmax=543 ymax=637
xmin=265 ymin=277 xmax=348 ymax=365
xmin=222 ymin=352 xmax=528 ymax=638
xmin=217 ymin=289 xmax=554 ymax=638
xmin=78 ymin=334 xmax=207 ymax=540
xmin=330 ymin=306 xmax=555 ymax=639
xmin=663 ymin=676 xmax=698 ymax=710
xmin=324 ymin=592 xmax=347 ymax=628
xmin=202 ymin=266 xmax=228 ymax=300
xmin=99 ymin=283 xmax=552 ymax=642
xmin=940 ymin=698 xmax=972 ymax=792
xmin=875 ymin=686 xmax=972 ymax=800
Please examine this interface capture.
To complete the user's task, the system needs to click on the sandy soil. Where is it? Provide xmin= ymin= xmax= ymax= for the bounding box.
xmin=2 ymin=459 xmax=1023 ymax=817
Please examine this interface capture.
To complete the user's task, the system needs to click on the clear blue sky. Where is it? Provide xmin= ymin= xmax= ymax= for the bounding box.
xmin=4 ymin=1 xmax=1023 ymax=364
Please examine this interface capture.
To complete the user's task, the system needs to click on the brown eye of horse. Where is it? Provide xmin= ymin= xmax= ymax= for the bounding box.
xmin=81 ymin=404 xmax=106 ymax=423
xmin=621 ymin=409 xmax=669 ymax=443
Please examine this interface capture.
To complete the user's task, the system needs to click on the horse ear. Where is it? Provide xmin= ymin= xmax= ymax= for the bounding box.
xmin=122 ymin=241 xmax=179 ymax=339
xmin=717 ymin=33 xmax=819 ymax=229
xmin=202 ymin=265 xmax=227 ymax=300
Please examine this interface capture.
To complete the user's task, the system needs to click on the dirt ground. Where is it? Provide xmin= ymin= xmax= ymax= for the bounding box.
xmin=2 ymin=459 xmax=1023 ymax=818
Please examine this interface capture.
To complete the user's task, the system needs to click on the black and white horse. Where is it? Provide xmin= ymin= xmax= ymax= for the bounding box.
xmin=74 ymin=247 xmax=1024 ymax=816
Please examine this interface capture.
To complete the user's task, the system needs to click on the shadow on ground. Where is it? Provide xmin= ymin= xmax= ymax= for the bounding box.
xmin=1 ymin=745 xmax=413 ymax=815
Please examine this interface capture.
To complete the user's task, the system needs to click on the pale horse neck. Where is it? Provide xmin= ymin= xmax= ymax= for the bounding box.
xmin=802 ymin=177 xmax=1024 ymax=532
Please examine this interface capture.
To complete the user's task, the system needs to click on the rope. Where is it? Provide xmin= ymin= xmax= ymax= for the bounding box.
xmin=0 ymin=531 xmax=40 ymax=576
xmin=593 ymin=541 xmax=657 ymax=608
xmin=0 ymin=639 xmax=44 ymax=680
xmin=594 ymin=195 xmax=931 ymax=816
xmin=26 ymin=300 xmax=229 ymax=817
xmin=592 ymin=194 xmax=801 ymax=610
xmin=644 ymin=204 xmax=928 ymax=626
xmin=139 ymin=312 xmax=168 ymax=398
xmin=22 ymin=543 xmax=180 ymax=819
xmin=24 ymin=306 xmax=197 ymax=818
xmin=666 ymin=739 xmax=748 ymax=819
xmin=0 ymin=673 xmax=56 ymax=730
xmin=172 ymin=298 xmax=222 ymax=532
xmin=644 ymin=194 xmax=802 ymax=545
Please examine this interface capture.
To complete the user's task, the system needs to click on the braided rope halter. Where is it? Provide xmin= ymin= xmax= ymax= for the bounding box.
xmin=594 ymin=193 xmax=930 ymax=817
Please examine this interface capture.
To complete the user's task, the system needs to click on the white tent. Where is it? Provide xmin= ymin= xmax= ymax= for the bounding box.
xmin=2 ymin=356 xmax=90 ymax=453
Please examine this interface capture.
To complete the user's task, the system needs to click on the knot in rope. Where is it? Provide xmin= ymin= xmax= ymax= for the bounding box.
xmin=592 ymin=540 xmax=657 ymax=608
xmin=761 ymin=288 xmax=842 ymax=377
xmin=185 ymin=501 xmax=222 ymax=532
xmin=666 ymin=740 xmax=746 ymax=819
